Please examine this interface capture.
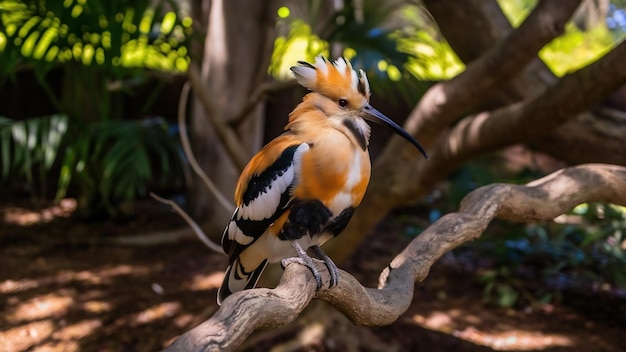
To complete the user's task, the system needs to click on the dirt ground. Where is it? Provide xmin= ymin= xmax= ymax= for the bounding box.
xmin=1 ymin=199 xmax=625 ymax=352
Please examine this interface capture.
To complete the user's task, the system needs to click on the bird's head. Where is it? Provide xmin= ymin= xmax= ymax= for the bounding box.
xmin=290 ymin=56 xmax=428 ymax=158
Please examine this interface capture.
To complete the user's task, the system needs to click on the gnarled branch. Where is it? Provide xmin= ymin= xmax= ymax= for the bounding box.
xmin=163 ymin=163 xmax=626 ymax=352
xmin=327 ymin=0 xmax=585 ymax=265
xmin=411 ymin=39 xmax=626 ymax=197
xmin=402 ymin=0 xmax=581 ymax=147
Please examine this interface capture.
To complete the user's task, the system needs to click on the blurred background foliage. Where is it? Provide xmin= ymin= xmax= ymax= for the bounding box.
xmin=0 ymin=0 xmax=192 ymax=75
xmin=1 ymin=0 xmax=625 ymax=304
xmin=0 ymin=0 xmax=191 ymax=218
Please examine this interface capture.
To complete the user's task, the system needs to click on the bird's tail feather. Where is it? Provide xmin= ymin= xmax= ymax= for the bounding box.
xmin=217 ymin=258 xmax=268 ymax=305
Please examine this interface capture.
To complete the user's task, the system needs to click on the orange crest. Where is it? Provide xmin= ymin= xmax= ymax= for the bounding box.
xmin=290 ymin=56 xmax=371 ymax=102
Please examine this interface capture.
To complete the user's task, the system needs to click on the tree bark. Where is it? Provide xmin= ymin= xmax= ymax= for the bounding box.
xmin=163 ymin=164 xmax=626 ymax=352
xmin=420 ymin=39 xmax=626 ymax=180
xmin=426 ymin=0 xmax=626 ymax=166
xmin=532 ymin=108 xmax=626 ymax=165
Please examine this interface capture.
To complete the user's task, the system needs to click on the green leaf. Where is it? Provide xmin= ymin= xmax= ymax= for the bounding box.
xmin=1 ymin=127 xmax=11 ymax=179
xmin=56 ymin=145 xmax=76 ymax=200
xmin=496 ymin=284 xmax=519 ymax=308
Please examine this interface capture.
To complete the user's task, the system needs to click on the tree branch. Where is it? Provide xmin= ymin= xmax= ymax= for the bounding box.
xmin=327 ymin=1 xmax=583 ymax=264
xmin=532 ymin=108 xmax=626 ymax=166
xmin=163 ymin=164 xmax=626 ymax=352
xmin=187 ymin=64 xmax=249 ymax=170
xmin=412 ymin=39 xmax=626 ymax=197
xmin=401 ymin=0 xmax=581 ymax=148
xmin=149 ymin=192 xmax=224 ymax=255
xmin=178 ymin=81 xmax=235 ymax=212
xmin=423 ymin=0 xmax=626 ymax=168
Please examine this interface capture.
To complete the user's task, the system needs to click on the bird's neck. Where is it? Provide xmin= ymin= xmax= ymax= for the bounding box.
xmin=286 ymin=94 xmax=371 ymax=151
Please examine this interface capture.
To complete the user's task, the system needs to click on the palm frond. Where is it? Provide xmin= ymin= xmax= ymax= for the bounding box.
xmin=0 ymin=0 xmax=192 ymax=76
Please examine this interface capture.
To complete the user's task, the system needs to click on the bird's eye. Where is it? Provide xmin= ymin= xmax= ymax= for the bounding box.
xmin=338 ymin=99 xmax=348 ymax=108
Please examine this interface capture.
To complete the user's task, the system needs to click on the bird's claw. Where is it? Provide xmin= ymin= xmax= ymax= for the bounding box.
xmin=281 ymin=256 xmax=323 ymax=289
xmin=285 ymin=241 xmax=340 ymax=289
xmin=311 ymin=245 xmax=339 ymax=287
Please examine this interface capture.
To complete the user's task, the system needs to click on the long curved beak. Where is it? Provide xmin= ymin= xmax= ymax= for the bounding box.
xmin=363 ymin=104 xmax=429 ymax=160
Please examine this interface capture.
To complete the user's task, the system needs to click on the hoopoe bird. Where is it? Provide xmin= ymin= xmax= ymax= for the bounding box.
xmin=217 ymin=56 xmax=428 ymax=305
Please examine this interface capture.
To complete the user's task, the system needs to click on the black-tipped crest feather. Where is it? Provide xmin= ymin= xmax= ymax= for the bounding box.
xmin=297 ymin=61 xmax=315 ymax=69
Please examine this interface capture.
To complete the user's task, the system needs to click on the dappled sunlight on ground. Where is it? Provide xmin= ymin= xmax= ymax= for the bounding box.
xmin=1 ymin=265 xmax=152 ymax=295
xmin=0 ymin=320 xmax=56 ymax=352
xmin=1 ymin=201 xmax=625 ymax=351
xmin=411 ymin=310 xmax=573 ymax=350
xmin=0 ymin=242 xmax=227 ymax=352
xmin=185 ymin=272 xmax=224 ymax=291
xmin=2 ymin=198 xmax=77 ymax=226
xmin=0 ymin=201 xmax=229 ymax=351
xmin=113 ymin=302 xmax=182 ymax=327
xmin=6 ymin=291 xmax=74 ymax=323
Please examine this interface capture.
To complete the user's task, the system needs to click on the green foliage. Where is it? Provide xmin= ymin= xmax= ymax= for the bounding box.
xmin=395 ymin=5 xmax=464 ymax=81
xmin=421 ymin=159 xmax=626 ymax=308
xmin=497 ymin=0 xmax=537 ymax=27
xmin=0 ymin=1 xmax=189 ymax=218
xmin=0 ymin=114 xmax=68 ymax=197
xmin=540 ymin=23 xmax=616 ymax=76
xmin=269 ymin=0 xmax=434 ymax=105
xmin=0 ymin=0 xmax=192 ymax=76
xmin=397 ymin=30 xmax=463 ymax=81
xmin=466 ymin=203 xmax=626 ymax=308
xmin=65 ymin=118 xmax=184 ymax=218
xmin=269 ymin=19 xmax=328 ymax=80
xmin=318 ymin=0 xmax=411 ymax=69
xmin=0 ymin=0 xmax=193 ymax=120
xmin=1 ymin=115 xmax=184 ymax=218
xmin=497 ymin=0 xmax=622 ymax=76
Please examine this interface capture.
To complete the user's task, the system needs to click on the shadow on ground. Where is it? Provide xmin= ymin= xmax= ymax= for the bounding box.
xmin=1 ymin=201 xmax=625 ymax=351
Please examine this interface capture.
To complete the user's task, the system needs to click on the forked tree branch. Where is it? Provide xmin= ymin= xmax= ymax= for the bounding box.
xmin=399 ymin=0 xmax=581 ymax=148
xmin=353 ymin=0 xmax=582 ymax=243
xmin=163 ymin=163 xmax=626 ymax=352
xmin=409 ymin=39 xmax=626 ymax=197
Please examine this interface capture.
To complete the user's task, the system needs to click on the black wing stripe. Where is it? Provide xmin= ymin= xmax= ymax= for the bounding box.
xmin=226 ymin=182 xmax=293 ymax=264
xmin=242 ymin=145 xmax=299 ymax=206
xmin=223 ymin=143 xmax=309 ymax=263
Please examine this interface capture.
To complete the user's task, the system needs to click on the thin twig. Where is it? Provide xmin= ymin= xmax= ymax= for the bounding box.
xmin=149 ymin=192 xmax=225 ymax=255
xmin=228 ymin=79 xmax=298 ymax=127
xmin=178 ymin=81 xmax=235 ymax=212
xmin=187 ymin=64 xmax=249 ymax=170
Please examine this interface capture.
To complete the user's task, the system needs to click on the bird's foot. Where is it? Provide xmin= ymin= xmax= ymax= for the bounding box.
xmin=282 ymin=241 xmax=324 ymax=289
xmin=310 ymin=245 xmax=339 ymax=287
xmin=281 ymin=256 xmax=323 ymax=289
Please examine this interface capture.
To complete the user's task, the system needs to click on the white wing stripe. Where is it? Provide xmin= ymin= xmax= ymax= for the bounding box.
xmin=292 ymin=143 xmax=309 ymax=195
xmin=228 ymin=220 xmax=254 ymax=245
xmin=238 ymin=144 xmax=308 ymax=221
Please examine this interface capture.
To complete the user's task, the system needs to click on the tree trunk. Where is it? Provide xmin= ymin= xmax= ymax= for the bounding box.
xmin=187 ymin=0 xmax=280 ymax=236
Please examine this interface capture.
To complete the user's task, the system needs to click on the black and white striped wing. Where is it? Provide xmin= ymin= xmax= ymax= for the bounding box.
xmin=221 ymin=143 xmax=309 ymax=261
